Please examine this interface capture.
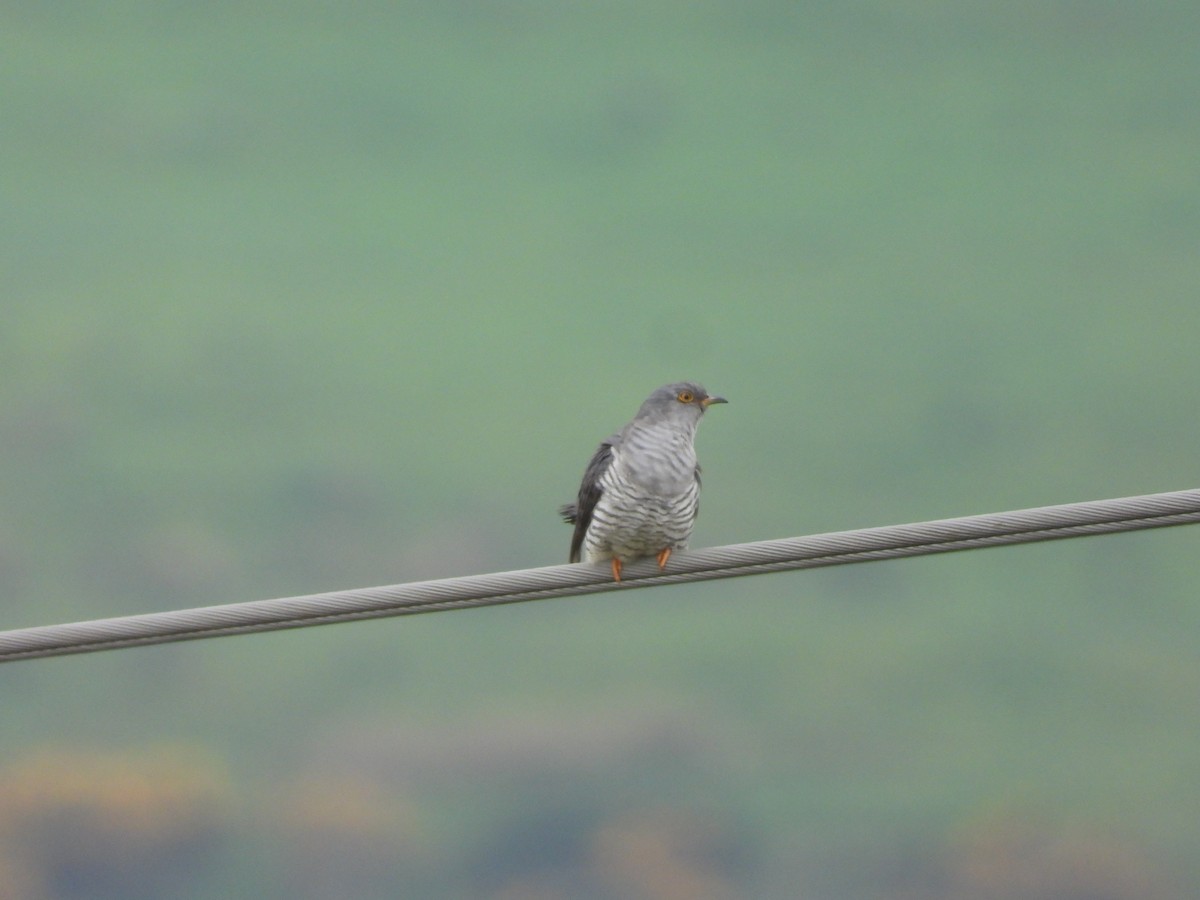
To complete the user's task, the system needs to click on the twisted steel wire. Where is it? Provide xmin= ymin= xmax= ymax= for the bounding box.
xmin=1 ymin=488 xmax=1197 ymax=663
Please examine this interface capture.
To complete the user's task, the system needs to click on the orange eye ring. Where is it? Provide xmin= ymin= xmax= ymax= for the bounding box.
xmin=676 ymin=390 xmax=695 ymax=403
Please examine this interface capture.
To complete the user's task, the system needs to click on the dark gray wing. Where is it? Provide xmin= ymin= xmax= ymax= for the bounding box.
xmin=559 ymin=436 xmax=616 ymax=563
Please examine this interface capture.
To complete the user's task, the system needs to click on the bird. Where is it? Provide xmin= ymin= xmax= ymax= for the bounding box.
xmin=559 ymin=382 xmax=727 ymax=581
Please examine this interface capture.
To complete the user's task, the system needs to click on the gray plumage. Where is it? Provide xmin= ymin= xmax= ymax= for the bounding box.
xmin=560 ymin=382 xmax=726 ymax=579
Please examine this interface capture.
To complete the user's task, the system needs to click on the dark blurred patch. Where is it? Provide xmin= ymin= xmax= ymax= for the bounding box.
xmin=942 ymin=813 xmax=1177 ymax=900
xmin=476 ymin=807 xmax=750 ymax=900
xmin=0 ymin=747 xmax=232 ymax=900
xmin=269 ymin=774 xmax=430 ymax=900
xmin=872 ymin=811 xmax=1178 ymax=900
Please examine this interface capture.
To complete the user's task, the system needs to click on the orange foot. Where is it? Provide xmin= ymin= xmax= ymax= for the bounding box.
xmin=611 ymin=557 xmax=623 ymax=582
xmin=656 ymin=547 xmax=672 ymax=570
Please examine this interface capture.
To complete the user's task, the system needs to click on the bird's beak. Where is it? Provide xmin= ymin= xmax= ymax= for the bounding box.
xmin=701 ymin=395 xmax=728 ymax=407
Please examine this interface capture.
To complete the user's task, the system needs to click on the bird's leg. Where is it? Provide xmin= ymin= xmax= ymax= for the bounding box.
xmin=656 ymin=548 xmax=672 ymax=570
xmin=611 ymin=557 xmax=623 ymax=582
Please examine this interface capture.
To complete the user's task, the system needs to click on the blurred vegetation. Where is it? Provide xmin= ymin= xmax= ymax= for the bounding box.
xmin=0 ymin=748 xmax=230 ymax=899
xmin=2 ymin=0 xmax=1199 ymax=896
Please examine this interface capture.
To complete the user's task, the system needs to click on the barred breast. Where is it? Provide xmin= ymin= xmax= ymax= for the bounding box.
xmin=582 ymin=421 xmax=701 ymax=563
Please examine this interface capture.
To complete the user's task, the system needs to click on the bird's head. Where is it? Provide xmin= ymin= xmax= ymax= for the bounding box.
xmin=635 ymin=381 xmax=727 ymax=425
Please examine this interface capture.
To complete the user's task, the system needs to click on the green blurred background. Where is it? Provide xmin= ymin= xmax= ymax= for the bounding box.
xmin=3 ymin=1 xmax=1199 ymax=897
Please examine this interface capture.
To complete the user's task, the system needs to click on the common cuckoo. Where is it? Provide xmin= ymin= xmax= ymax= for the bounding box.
xmin=559 ymin=382 xmax=727 ymax=581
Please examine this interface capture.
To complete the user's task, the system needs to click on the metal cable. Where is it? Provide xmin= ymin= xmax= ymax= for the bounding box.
xmin=2 ymin=488 xmax=1198 ymax=663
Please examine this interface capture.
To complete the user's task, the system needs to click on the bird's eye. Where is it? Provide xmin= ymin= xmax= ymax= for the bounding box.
xmin=677 ymin=390 xmax=695 ymax=403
